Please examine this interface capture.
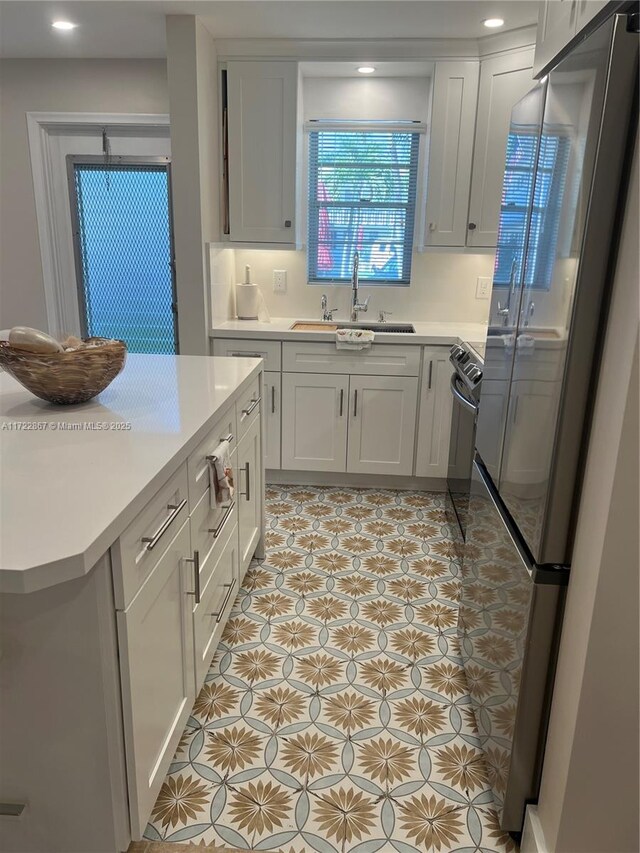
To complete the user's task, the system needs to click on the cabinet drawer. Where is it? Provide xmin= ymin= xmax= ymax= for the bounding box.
xmin=112 ymin=464 xmax=189 ymax=610
xmin=190 ymin=480 xmax=238 ymax=591
xmin=236 ymin=375 xmax=261 ymax=439
xmin=213 ymin=338 xmax=281 ymax=371
xmin=187 ymin=404 xmax=236 ymax=507
xmin=282 ymin=342 xmax=420 ymax=376
xmin=193 ymin=520 xmax=238 ymax=687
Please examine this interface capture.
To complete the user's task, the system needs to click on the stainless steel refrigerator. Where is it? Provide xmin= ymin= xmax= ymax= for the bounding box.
xmin=460 ymin=13 xmax=638 ymax=833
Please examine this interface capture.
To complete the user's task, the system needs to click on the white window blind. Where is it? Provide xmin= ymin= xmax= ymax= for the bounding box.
xmin=307 ymin=129 xmax=420 ymax=285
xmin=494 ymin=129 xmax=570 ymax=290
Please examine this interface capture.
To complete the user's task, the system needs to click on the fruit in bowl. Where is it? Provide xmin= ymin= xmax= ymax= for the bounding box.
xmin=0 ymin=327 xmax=127 ymax=405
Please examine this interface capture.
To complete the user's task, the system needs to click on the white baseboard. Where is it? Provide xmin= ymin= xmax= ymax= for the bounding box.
xmin=521 ymin=806 xmax=549 ymax=853
xmin=266 ymin=469 xmax=447 ymax=492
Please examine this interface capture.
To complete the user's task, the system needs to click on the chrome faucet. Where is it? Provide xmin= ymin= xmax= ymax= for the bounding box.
xmin=320 ymin=294 xmax=336 ymax=322
xmin=350 ymin=251 xmax=370 ymax=322
xmin=496 ymin=259 xmax=517 ymax=327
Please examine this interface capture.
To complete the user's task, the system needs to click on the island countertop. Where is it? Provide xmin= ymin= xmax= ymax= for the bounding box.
xmin=0 ymin=354 xmax=262 ymax=594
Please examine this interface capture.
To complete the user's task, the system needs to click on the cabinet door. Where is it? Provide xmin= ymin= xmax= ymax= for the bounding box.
xmin=281 ymin=372 xmax=349 ymax=472
xmin=117 ymin=520 xmax=195 ymax=838
xmin=533 ymin=0 xmax=579 ymax=78
xmin=425 ymin=61 xmax=479 ymax=247
xmin=415 ymin=347 xmax=454 ymax=478
xmin=264 ymin=370 xmax=281 ymax=470
xmin=467 ymin=48 xmax=535 ymax=248
xmin=474 ymin=378 xmax=510 ymax=483
xmin=347 ymin=375 xmax=418 ymax=476
xmin=227 ymin=61 xmax=297 ymax=244
xmin=237 ymin=412 xmax=263 ymax=579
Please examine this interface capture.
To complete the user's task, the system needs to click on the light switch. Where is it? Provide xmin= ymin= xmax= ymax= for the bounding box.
xmin=476 ymin=276 xmax=491 ymax=299
xmin=273 ymin=270 xmax=287 ymax=293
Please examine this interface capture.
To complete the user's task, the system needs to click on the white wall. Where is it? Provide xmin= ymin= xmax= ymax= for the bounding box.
xmin=0 ymin=59 xmax=169 ymax=331
xmin=523 ymin=128 xmax=639 ymax=853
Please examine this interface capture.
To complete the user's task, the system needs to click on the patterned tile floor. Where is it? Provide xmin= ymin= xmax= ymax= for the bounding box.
xmin=144 ymin=486 xmax=516 ymax=853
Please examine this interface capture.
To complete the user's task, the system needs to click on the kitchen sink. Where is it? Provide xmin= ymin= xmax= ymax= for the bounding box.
xmin=290 ymin=321 xmax=415 ymax=333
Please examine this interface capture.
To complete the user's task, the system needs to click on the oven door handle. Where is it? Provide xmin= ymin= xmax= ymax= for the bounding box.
xmin=450 ymin=373 xmax=479 ymax=414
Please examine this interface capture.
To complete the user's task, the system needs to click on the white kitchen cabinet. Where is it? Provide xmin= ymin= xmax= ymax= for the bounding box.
xmin=237 ymin=411 xmax=263 ymax=579
xmin=227 ymin=61 xmax=297 ymax=244
xmin=415 ymin=347 xmax=454 ymax=477
xmin=474 ymin=378 xmax=510 ymax=483
xmin=424 ymin=61 xmax=479 ymax=247
xmin=467 ymin=48 xmax=535 ymax=248
xmin=347 ymin=375 xmax=418 ymax=476
xmin=264 ymin=370 xmax=281 ymax=469
xmin=116 ymin=519 xmax=195 ymax=839
xmin=281 ymin=372 xmax=349 ymax=472
xmin=501 ymin=379 xmax=560 ymax=490
xmin=533 ymin=0 xmax=612 ymax=78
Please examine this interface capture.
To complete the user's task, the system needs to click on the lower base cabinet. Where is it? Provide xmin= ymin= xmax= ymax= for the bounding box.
xmin=415 ymin=347 xmax=454 ymax=477
xmin=116 ymin=519 xmax=195 ymax=838
xmin=237 ymin=412 xmax=263 ymax=579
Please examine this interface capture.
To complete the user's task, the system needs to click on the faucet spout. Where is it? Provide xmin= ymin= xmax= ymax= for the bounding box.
xmin=350 ymin=250 xmax=369 ymax=322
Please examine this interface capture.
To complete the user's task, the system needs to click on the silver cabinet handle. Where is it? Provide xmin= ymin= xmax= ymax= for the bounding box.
xmin=219 ymin=432 xmax=234 ymax=444
xmin=141 ymin=498 xmax=187 ymax=551
xmin=271 ymin=385 xmax=276 ymax=414
xmin=230 ymin=351 xmax=263 ymax=359
xmin=241 ymin=397 xmax=261 ymax=418
xmin=339 ymin=388 xmax=344 ymax=417
xmin=428 ymin=360 xmax=433 ymax=390
xmin=353 ymin=389 xmax=358 ymax=417
xmin=212 ymin=578 xmax=237 ymax=622
xmin=185 ymin=550 xmax=201 ymax=603
xmin=208 ymin=501 xmax=235 ymax=538
xmin=240 ymin=461 xmax=251 ymax=501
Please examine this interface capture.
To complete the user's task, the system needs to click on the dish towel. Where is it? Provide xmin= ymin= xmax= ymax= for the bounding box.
xmin=208 ymin=440 xmax=235 ymax=509
xmin=335 ymin=328 xmax=375 ymax=350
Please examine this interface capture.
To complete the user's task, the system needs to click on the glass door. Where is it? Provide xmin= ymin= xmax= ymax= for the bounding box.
xmin=68 ymin=156 xmax=178 ymax=354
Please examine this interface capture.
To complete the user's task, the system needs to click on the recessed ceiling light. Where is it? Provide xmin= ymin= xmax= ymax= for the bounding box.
xmin=483 ymin=18 xmax=505 ymax=28
xmin=52 ymin=20 xmax=77 ymax=31
xmin=357 ymin=66 xmax=376 ymax=74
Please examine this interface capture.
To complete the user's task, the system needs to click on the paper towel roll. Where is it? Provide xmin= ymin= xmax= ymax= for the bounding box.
xmin=236 ymin=283 xmax=259 ymax=319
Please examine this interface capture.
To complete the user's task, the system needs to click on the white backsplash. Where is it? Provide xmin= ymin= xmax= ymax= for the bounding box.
xmin=210 ymin=246 xmax=496 ymax=326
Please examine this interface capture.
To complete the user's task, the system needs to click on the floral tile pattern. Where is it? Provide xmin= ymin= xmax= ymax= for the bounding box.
xmin=145 ymin=486 xmax=516 ymax=853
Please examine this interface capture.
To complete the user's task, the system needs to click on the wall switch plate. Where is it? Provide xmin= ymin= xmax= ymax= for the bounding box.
xmin=273 ymin=270 xmax=287 ymax=293
xmin=476 ymin=276 xmax=492 ymax=299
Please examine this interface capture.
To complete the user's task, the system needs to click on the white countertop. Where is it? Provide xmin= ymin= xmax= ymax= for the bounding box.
xmin=210 ymin=317 xmax=488 ymax=351
xmin=0 ymin=354 xmax=261 ymax=593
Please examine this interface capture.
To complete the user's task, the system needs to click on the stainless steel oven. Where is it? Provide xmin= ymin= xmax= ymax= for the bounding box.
xmin=446 ymin=343 xmax=483 ymax=540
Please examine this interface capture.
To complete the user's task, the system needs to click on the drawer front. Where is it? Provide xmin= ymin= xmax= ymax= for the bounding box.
xmin=282 ymin=342 xmax=420 ymax=376
xmin=236 ymin=375 xmax=261 ymax=439
xmin=113 ymin=464 xmax=189 ymax=610
xmin=213 ymin=338 xmax=281 ymax=371
xmin=193 ymin=521 xmax=238 ymax=688
xmin=190 ymin=480 xmax=238 ymax=591
xmin=187 ymin=404 xmax=236 ymax=507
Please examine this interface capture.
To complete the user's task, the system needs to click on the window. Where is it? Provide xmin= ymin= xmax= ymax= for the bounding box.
xmin=494 ymin=130 xmax=570 ymax=289
xmin=307 ymin=129 xmax=420 ymax=285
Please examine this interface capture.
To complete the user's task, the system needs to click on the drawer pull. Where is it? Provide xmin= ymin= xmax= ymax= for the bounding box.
xmin=141 ymin=498 xmax=187 ymax=551
xmin=428 ymin=360 xmax=433 ymax=390
xmin=208 ymin=501 xmax=235 ymax=538
xmin=240 ymin=461 xmax=251 ymax=501
xmin=339 ymin=388 xmax=344 ymax=417
xmin=271 ymin=384 xmax=276 ymax=414
xmin=219 ymin=432 xmax=234 ymax=444
xmin=185 ymin=550 xmax=201 ymax=604
xmin=231 ymin=351 xmax=263 ymax=359
xmin=213 ymin=578 xmax=237 ymax=622
xmin=241 ymin=397 xmax=261 ymax=418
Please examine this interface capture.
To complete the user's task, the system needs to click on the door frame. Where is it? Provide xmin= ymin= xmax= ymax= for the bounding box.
xmin=27 ymin=112 xmax=170 ymax=338
xmin=66 ymin=154 xmax=179 ymax=353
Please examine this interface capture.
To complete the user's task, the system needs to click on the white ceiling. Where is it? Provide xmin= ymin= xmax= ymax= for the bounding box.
xmin=0 ymin=1 xmax=539 ymax=59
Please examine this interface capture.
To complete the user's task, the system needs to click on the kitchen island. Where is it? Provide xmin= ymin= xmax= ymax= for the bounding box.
xmin=0 ymin=354 xmax=264 ymax=852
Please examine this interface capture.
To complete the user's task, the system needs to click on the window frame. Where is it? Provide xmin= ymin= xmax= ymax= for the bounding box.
xmin=305 ymin=122 xmax=426 ymax=287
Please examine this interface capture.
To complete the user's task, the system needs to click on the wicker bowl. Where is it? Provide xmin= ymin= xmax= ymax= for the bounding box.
xmin=0 ymin=337 xmax=127 ymax=405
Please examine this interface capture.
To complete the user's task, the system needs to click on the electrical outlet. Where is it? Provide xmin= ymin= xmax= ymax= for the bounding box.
xmin=476 ymin=276 xmax=491 ymax=299
xmin=273 ymin=270 xmax=287 ymax=293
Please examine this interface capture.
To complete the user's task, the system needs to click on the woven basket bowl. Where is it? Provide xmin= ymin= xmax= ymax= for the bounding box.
xmin=0 ymin=337 xmax=127 ymax=405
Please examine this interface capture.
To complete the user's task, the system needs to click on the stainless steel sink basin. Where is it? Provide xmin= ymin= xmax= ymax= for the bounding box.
xmin=289 ymin=321 xmax=415 ymax=333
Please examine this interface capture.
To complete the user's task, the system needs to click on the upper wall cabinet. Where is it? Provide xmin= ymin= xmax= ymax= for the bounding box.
xmin=226 ymin=61 xmax=298 ymax=244
xmin=533 ymin=0 xmax=612 ymax=77
xmin=424 ymin=61 xmax=479 ymax=248
xmin=466 ymin=48 xmax=535 ymax=248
